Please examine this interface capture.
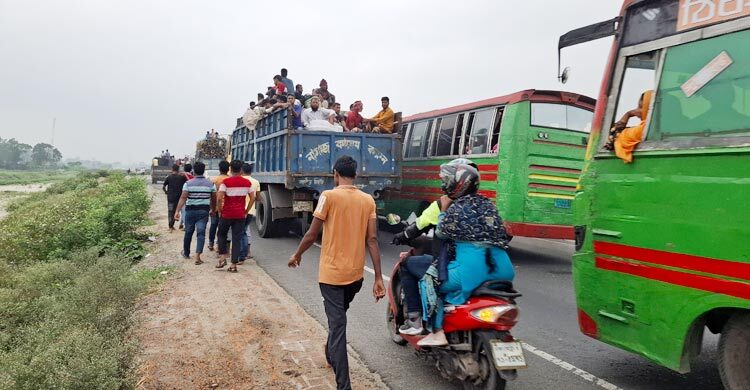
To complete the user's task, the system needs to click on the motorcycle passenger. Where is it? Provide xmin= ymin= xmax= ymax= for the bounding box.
xmin=417 ymin=162 xmax=514 ymax=347
xmin=393 ymin=159 xmax=478 ymax=336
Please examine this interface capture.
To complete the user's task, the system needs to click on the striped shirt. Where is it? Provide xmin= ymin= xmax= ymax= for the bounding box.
xmin=219 ymin=175 xmax=253 ymax=219
xmin=182 ymin=176 xmax=215 ymax=210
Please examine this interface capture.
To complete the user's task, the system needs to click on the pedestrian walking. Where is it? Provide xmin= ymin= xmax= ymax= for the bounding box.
xmin=216 ymin=160 xmax=254 ymax=272
xmin=207 ymin=160 xmax=230 ymax=251
xmin=288 ymin=155 xmax=385 ymax=390
xmin=239 ymin=162 xmax=259 ymax=262
xmin=179 ymin=163 xmax=194 ymax=230
xmin=174 ymin=162 xmax=216 ymax=265
xmin=162 ymin=164 xmax=187 ymax=232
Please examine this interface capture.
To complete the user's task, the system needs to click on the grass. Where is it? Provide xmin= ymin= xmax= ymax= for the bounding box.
xmin=0 ymin=172 xmax=160 ymax=390
xmin=0 ymin=169 xmax=78 ymax=186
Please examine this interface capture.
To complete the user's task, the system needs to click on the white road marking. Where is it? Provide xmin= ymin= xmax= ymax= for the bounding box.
xmin=309 ymin=237 xmax=620 ymax=389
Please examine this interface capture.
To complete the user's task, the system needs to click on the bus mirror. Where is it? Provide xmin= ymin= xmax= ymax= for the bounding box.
xmin=560 ymin=67 xmax=571 ymax=84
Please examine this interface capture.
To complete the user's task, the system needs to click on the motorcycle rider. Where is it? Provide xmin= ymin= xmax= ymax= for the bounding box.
xmin=392 ymin=159 xmax=478 ymax=336
xmin=417 ymin=161 xmax=515 ymax=346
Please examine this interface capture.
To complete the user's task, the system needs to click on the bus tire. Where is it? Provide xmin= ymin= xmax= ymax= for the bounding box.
xmin=718 ymin=312 xmax=750 ymax=390
xmin=256 ymin=191 xmax=276 ymax=238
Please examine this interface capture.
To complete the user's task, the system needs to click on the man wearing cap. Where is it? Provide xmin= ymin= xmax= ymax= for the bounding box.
xmin=313 ymin=79 xmax=336 ymax=108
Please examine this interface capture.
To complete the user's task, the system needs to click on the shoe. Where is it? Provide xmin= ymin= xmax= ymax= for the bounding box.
xmin=180 ymin=250 xmax=190 ymax=260
xmin=208 ymin=244 xmax=214 ymax=251
xmin=417 ymin=331 xmax=448 ymax=347
xmin=399 ymin=323 xmax=424 ymax=336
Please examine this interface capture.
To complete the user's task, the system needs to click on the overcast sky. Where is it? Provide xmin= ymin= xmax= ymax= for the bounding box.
xmin=0 ymin=0 xmax=620 ymax=165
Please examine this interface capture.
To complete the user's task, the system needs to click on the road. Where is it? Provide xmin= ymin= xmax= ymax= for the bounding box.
xmin=250 ymin=224 xmax=724 ymax=390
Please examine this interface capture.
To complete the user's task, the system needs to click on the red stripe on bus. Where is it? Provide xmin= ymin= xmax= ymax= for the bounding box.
xmin=505 ymin=222 xmax=574 ymax=240
xmin=594 ymin=241 xmax=750 ymax=282
xmin=595 ymin=257 xmax=750 ymax=301
xmin=528 ymin=165 xmax=581 ymax=174
xmin=403 ymin=164 xmax=498 ymax=172
xmin=528 ymin=183 xmax=576 ymax=192
xmin=403 ymin=173 xmax=498 ymax=182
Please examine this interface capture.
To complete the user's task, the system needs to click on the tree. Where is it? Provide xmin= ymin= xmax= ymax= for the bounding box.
xmin=31 ymin=143 xmax=63 ymax=167
xmin=0 ymin=138 xmax=33 ymax=169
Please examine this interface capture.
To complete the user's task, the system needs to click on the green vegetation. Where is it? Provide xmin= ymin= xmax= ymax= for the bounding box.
xmin=0 ymin=172 xmax=159 ymax=390
xmin=0 ymin=169 xmax=78 ymax=186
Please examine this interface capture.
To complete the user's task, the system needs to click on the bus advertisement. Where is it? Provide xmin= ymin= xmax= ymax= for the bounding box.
xmin=560 ymin=1 xmax=750 ymax=388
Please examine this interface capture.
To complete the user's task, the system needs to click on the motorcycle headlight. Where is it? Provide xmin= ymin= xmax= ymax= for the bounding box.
xmin=470 ymin=305 xmax=519 ymax=325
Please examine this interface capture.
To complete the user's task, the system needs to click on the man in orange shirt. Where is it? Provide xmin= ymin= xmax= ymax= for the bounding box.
xmin=365 ymin=96 xmax=395 ymax=133
xmin=289 ymin=156 xmax=385 ymax=390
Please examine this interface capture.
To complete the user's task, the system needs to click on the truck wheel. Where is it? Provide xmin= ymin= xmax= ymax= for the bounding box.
xmin=718 ymin=312 xmax=750 ymax=390
xmin=256 ymin=191 xmax=277 ymax=238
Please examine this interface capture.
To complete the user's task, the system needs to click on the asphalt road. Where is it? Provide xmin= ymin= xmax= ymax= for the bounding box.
xmin=249 ymin=224 xmax=724 ymax=390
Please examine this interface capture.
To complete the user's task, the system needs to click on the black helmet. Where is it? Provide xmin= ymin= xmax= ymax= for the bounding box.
xmin=440 ymin=161 xmax=480 ymax=199
xmin=448 ymin=158 xmax=477 ymax=169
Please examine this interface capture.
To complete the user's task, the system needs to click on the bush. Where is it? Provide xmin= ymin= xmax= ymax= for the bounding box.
xmin=0 ymin=174 xmax=149 ymax=263
xmin=0 ymin=172 xmax=156 ymax=389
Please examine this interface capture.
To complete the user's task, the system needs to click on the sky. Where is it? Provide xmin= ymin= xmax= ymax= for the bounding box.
xmin=0 ymin=0 xmax=621 ymax=166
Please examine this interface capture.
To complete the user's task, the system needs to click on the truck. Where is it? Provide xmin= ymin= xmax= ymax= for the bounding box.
xmin=194 ymin=135 xmax=230 ymax=178
xmin=150 ymin=155 xmax=173 ymax=184
xmin=230 ymin=109 xmax=401 ymax=237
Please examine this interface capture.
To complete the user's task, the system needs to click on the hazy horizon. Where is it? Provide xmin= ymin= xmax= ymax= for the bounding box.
xmin=0 ymin=0 xmax=619 ymax=166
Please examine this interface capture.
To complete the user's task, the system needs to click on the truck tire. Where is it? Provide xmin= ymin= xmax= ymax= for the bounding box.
xmin=256 ymin=191 xmax=277 ymax=238
xmin=718 ymin=312 xmax=750 ymax=390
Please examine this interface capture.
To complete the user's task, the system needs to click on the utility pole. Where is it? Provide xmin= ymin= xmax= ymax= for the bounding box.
xmin=51 ymin=117 xmax=56 ymax=146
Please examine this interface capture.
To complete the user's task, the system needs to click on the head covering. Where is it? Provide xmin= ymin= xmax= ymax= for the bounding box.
xmin=439 ymin=193 xmax=509 ymax=248
xmin=615 ymin=90 xmax=654 ymax=163
xmin=320 ymin=79 xmax=328 ymax=87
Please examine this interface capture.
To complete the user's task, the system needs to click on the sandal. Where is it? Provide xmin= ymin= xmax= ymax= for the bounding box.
xmin=195 ymin=259 xmax=204 ymax=265
xmin=215 ymin=259 xmax=227 ymax=268
xmin=227 ymin=265 xmax=238 ymax=273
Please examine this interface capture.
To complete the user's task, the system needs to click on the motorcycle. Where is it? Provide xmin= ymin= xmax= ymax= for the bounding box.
xmin=384 ymin=214 xmax=525 ymax=390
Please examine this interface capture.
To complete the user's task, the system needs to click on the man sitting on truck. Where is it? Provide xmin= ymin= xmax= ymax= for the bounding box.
xmin=345 ymin=101 xmax=364 ymax=132
xmin=302 ymin=96 xmax=336 ymax=129
xmin=365 ymin=97 xmax=395 ymax=133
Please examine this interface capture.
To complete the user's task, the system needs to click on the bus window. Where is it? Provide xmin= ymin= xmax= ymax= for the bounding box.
xmin=452 ymin=113 xmax=465 ymax=155
xmin=650 ymin=29 xmax=750 ymax=140
xmin=490 ymin=107 xmax=504 ymax=154
xmin=432 ymin=114 xmax=457 ymax=156
xmin=464 ymin=109 xmax=494 ymax=154
xmin=405 ymin=120 xmax=432 ymax=158
xmin=531 ymin=104 xmax=593 ymax=132
xmin=612 ymin=51 xmax=658 ymax=129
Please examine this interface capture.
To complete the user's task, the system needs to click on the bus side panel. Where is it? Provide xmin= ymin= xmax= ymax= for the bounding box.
xmin=575 ymin=150 xmax=750 ymax=371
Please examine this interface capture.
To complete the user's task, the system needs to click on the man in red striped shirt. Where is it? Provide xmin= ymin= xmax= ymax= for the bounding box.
xmin=216 ymin=160 xmax=254 ymax=272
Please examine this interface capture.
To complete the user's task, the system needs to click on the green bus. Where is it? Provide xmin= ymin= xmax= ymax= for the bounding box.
xmin=384 ymin=89 xmax=595 ymax=240
xmin=560 ymin=0 xmax=750 ymax=387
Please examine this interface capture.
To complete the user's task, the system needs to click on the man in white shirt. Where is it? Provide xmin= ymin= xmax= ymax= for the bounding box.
xmin=301 ymin=96 xmax=336 ymax=129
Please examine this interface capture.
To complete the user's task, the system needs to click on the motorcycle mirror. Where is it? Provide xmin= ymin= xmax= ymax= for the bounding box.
xmin=385 ymin=213 xmax=401 ymax=225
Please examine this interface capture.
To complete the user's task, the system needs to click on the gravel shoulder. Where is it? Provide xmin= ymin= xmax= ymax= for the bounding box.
xmin=134 ymin=185 xmax=388 ymax=390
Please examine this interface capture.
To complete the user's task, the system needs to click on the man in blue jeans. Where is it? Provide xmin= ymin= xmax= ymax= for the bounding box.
xmin=174 ymin=161 xmax=216 ymax=265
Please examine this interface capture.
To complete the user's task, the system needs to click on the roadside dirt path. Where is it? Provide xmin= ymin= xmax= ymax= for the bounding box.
xmin=135 ymin=185 xmax=388 ymax=390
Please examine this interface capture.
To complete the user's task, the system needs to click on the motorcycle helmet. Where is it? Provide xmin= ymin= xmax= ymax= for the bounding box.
xmin=448 ymin=158 xmax=478 ymax=169
xmin=439 ymin=161 xmax=480 ymax=199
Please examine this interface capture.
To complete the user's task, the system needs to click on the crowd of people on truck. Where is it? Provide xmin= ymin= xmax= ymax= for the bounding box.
xmin=204 ymin=128 xmax=220 ymax=140
xmin=241 ymin=68 xmax=396 ymax=134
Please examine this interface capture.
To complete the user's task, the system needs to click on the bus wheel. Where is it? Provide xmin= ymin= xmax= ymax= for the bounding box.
xmin=718 ymin=312 xmax=750 ymax=390
xmin=256 ymin=191 xmax=276 ymax=238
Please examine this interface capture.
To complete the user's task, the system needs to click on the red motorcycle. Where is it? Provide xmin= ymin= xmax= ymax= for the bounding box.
xmin=385 ymin=258 xmax=525 ymax=390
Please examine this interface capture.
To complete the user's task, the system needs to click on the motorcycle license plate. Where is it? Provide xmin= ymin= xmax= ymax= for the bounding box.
xmin=489 ymin=340 xmax=527 ymax=369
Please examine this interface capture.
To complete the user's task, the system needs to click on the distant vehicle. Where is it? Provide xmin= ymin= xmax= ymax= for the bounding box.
xmin=230 ymin=109 xmax=401 ymax=237
xmin=195 ymin=135 xmax=230 ymax=179
xmin=560 ymin=1 xmax=750 ymax=387
xmin=150 ymin=156 xmax=173 ymax=184
xmin=383 ymin=89 xmax=595 ymax=241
